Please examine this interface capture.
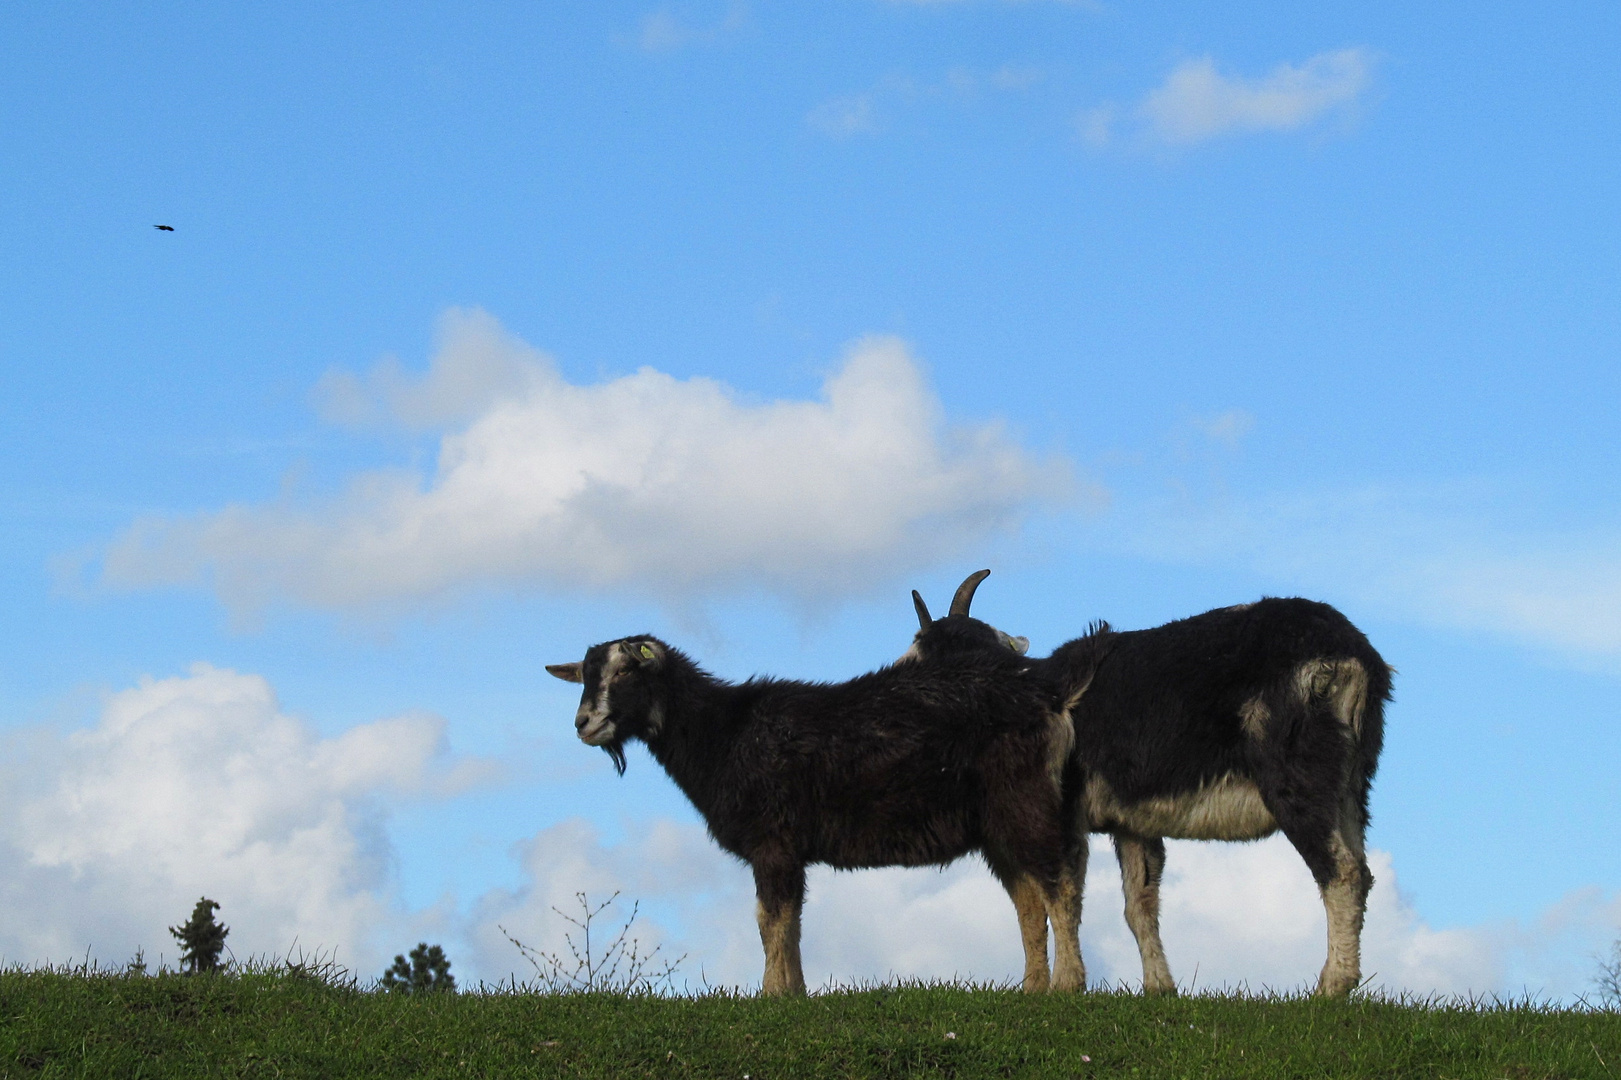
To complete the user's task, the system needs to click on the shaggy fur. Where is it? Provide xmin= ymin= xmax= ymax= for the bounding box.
xmin=546 ymin=635 xmax=1102 ymax=995
xmin=907 ymin=591 xmax=1392 ymax=998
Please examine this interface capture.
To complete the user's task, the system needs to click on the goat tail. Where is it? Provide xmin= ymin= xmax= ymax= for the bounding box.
xmin=1355 ymin=653 xmax=1393 ymax=788
xmin=1322 ymin=651 xmax=1393 ymax=817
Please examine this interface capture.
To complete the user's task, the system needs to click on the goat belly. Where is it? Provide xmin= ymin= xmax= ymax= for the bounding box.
xmin=811 ymin=821 xmax=979 ymax=870
xmin=806 ymin=775 xmax=981 ymax=869
xmin=1082 ymin=771 xmax=1279 ymax=842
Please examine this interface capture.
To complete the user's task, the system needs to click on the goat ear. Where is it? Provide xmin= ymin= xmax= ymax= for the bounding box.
xmin=1000 ymin=633 xmax=1030 ymax=656
xmin=633 ymin=640 xmax=664 ymax=667
xmin=545 ymin=662 xmax=584 ymax=683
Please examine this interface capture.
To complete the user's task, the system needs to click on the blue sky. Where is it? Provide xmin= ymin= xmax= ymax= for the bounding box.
xmin=2 ymin=1 xmax=1618 ymax=995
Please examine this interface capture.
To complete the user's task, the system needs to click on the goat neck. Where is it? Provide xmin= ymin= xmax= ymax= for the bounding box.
xmin=627 ymin=644 xmax=754 ymax=817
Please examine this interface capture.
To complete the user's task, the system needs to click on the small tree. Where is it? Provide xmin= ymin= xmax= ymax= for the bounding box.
xmin=169 ymin=897 xmax=229 ymax=974
xmin=381 ymin=943 xmax=456 ymax=994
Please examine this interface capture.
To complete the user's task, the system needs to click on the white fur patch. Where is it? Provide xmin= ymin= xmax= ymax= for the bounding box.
xmin=1045 ymin=671 xmax=1098 ymax=790
xmin=1317 ymin=832 xmax=1369 ymax=995
xmin=1044 ymin=709 xmax=1075 ymax=791
xmin=575 ymin=643 xmax=631 ymax=745
xmin=1083 ymin=773 xmax=1278 ymax=842
xmin=1294 ymin=657 xmax=1369 ymax=736
xmin=1328 ymin=660 xmax=1369 ymax=736
xmin=1239 ymin=695 xmax=1270 ymax=741
xmin=756 ymin=899 xmax=806 ymax=996
xmin=1115 ymin=835 xmax=1175 ymax=993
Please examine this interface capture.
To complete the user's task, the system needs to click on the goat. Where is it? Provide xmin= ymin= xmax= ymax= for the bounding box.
xmin=908 ymin=571 xmax=1392 ymax=998
xmin=545 ymin=623 xmax=1106 ymax=995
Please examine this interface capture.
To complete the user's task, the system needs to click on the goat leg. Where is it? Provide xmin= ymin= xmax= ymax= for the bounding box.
xmin=754 ymin=862 xmax=807 ymax=996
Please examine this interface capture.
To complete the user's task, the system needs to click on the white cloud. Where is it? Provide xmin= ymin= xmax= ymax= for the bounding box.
xmin=635 ymin=2 xmax=748 ymax=53
xmin=4 ymin=677 xmax=1612 ymax=998
xmin=455 ymin=819 xmax=1617 ymax=999
xmin=796 ymin=838 xmax=1499 ymax=994
xmin=98 ymin=310 xmax=1066 ymax=620
xmin=1401 ymin=543 xmax=1621 ymax=662
xmin=807 ymin=66 xmax=1044 ymax=139
xmin=807 ymin=93 xmax=879 ymax=138
xmin=1085 ymin=49 xmax=1372 ymax=148
xmin=458 ymin=817 xmax=1032 ymax=990
xmin=1101 ymin=482 xmax=1621 ymax=666
xmin=0 ymin=665 xmax=493 ymax=973
xmin=1144 ymin=840 xmax=1496 ymax=995
xmin=1076 ymin=104 xmax=1117 ymax=148
xmin=463 ymin=818 xmax=758 ymax=990
xmin=882 ymin=0 xmax=1098 ymax=7
xmin=1494 ymin=886 xmax=1621 ymax=999
xmin=1187 ymin=409 xmax=1254 ymax=449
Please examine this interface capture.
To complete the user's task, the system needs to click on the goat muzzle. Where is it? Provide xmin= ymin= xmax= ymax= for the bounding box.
xmin=575 ymin=708 xmax=615 ymax=746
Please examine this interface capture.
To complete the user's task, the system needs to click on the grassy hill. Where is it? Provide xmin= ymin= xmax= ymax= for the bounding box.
xmin=2 ymin=965 xmax=1618 ymax=1079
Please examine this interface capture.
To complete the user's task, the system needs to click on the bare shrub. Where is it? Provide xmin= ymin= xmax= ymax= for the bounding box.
xmin=1596 ymin=939 xmax=1621 ymax=1007
xmin=502 ymin=891 xmax=684 ymax=994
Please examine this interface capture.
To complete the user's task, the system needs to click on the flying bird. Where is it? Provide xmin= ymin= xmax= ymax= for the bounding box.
xmin=154 ymin=224 xmax=174 ymax=231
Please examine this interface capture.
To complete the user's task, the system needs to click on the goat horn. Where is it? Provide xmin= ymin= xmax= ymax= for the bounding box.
xmin=949 ymin=569 xmax=991 ymax=617
xmin=912 ymin=590 xmax=932 ymax=629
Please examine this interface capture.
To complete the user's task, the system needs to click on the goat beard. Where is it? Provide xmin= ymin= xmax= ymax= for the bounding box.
xmin=604 ymin=739 xmax=628 ymax=776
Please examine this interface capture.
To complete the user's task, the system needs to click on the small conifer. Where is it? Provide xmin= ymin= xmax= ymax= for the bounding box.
xmin=381 ymin=943 xmax=456 ymax=993
xmin=169 ymin=897 xmax=229 ymax=974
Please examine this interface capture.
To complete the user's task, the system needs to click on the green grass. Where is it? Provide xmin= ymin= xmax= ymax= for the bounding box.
xmin=2 ymin=965 xmax=1618 ymax=1079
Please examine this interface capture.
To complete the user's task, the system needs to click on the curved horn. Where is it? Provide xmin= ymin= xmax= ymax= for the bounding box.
xmin=912 ymin=590 xmax=933 ymax=629
xmin=949 ymin=569 xmax=991 ymax=617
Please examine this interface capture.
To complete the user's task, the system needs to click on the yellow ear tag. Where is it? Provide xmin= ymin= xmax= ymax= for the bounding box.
xmin=640 ymin=645 xmax=655 ymax=659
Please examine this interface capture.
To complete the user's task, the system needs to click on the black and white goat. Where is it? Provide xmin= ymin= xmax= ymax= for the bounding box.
xmin=545 ymin=620 xmax=1103 ymax=996
xmin=909 ymin=572 xmax=1392 ymax=998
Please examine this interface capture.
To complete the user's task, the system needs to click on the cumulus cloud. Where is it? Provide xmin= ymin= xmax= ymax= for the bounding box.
xmin=1084 ymin=49 xmax=1372 ymax=148
xmin=804 ymin=839 xmax=1501 ymax=994
xmin=98 ymin=310 xmax=1066 ymax=620
xmin=457 ymin=820 xmax=1615 ymax=998
xmin=463 ymin=818 xmax=758 ymax=989
xmin=4 ymin=676 xmax=1611 ymax=997
xmin=1139 ymin=840 xmax=1495 ymax=994
xmin=0 ymin=665 xmax=494 ymax=972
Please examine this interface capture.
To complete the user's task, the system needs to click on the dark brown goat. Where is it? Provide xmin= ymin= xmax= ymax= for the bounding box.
xmin=908 ymin=574 xmax=1392 ymax=998
xmin=546 ymin=622 xmax=1102 ymax=995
